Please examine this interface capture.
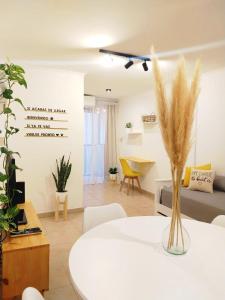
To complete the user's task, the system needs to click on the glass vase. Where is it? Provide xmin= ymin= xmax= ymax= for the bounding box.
xmin=162 ymin=221 xmax=190 ymax=255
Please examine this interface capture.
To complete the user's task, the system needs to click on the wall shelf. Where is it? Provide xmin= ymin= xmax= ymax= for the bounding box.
xmin=128 ymin=132 xmax=142 ymax=135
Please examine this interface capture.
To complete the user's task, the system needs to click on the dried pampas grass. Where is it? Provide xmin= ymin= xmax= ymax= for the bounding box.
xmin=152 ymin=49 xmax=201 ymax=251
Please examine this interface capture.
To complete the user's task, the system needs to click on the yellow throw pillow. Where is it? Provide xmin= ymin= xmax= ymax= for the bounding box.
xmin=183 ymin=163 xmax=212 ymax=187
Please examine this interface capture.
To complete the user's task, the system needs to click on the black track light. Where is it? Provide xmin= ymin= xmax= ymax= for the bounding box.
xmin=124 ymin=60 xmax=134 ymax=69
xmin=99 ymin=49 xmax=151 ymax=72
xmin=142 ymin=61 xmax=148 ymax=71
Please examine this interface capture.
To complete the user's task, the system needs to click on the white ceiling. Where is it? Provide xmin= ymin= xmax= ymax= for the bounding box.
xmin=0 ymin=0 xmax=225 ymax=98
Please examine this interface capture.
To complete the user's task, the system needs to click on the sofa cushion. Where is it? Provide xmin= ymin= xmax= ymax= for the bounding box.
xmin=160 ymin=186 xmax=225 ymax=223
xmin=213 ymin=175 xmax=225 ymax=192
xmin=183 ymin=163 xmax=212 ymax=187
xmin=189 ymin=169 xmax=215 ymax=193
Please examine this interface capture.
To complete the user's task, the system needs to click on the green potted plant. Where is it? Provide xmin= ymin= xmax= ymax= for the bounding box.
xmin=109 ymin=167 xmax=118 ymax=181
xmin=52 ymin=155 xmax=72 ymax=202
xmin=125 ymin=122 xmax=132 ymax=133
xmin=0 ymin=62 xmax=27 ymax=242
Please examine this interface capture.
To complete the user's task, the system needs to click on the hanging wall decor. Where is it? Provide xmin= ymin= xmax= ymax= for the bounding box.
xmin=24 ymin=106 xmax=68 ymax=138
xmin=142 ymin=113 xmax=157 ymax=124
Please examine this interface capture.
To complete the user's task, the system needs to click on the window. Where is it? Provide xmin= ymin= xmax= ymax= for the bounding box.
xmin=84 ymin=106 xmax=107 ymax=184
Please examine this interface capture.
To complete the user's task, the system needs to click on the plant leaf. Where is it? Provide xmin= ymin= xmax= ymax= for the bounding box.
xmin=13 ymin=188 xmax=22 ymax=194
xmin=14 ymin=98 xmax=25 ymax=109
xmin=0 ymin=172 xmax=8 ymax=182
xmin=10 ymin=164 xmax=22 ymax=171
xmin=3 ymin=107 xmax=12 ymax=114
xmin=13 ymin=65 xmax=25 ymax=74
xmin=0 ymin=194 xmax=9 ymax=203
xmin=52 ymin=172 xmax=58 ymax=190
xmin=0 ymin=147 xmax=21 ymax=157
xmin=3 ymin=89 xmax=13 ymax=99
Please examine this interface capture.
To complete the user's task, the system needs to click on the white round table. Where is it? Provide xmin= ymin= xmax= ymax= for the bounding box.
xmin=69 ymin=216 xmax=225 ymax=300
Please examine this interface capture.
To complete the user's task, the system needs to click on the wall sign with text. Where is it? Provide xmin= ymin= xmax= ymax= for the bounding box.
xmin=25 ymin=116 xmax=67 ymax=121
xmin=25 ymin=124 xmax=68 ymax=130
xmin=25 ymin=132 xmax=66 ymax=137
xmin=25 ymin=106 xmax=68 ymax=138
xmin=26 ymin=106 xmax=66 ymax=113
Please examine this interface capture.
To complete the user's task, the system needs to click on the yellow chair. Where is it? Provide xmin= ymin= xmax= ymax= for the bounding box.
xmin=119 ymin=158 xmax=142 ymax=195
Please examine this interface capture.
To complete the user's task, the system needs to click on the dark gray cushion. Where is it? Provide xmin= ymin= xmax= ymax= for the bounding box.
xmin=213 ymin=175 xmax=225 ymax=192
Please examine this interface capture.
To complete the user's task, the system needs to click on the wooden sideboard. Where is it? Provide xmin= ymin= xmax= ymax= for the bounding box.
xmin=2 ymin=201 xmax=49 ymax=299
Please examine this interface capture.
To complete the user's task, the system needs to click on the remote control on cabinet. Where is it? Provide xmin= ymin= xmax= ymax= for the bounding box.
xmin=10 ymin=227 xmax=42 ymax=237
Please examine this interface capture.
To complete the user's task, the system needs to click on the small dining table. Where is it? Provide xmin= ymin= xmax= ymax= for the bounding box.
xmin=120 ymin=156 xmax=155 ymax=164
xmin=69 ymin=216 xmax=225 ymax=300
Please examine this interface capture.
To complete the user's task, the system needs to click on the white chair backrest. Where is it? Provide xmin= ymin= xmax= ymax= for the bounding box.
xmin=22 ymin=287 xmax=44 ymax=300
xmin=211 ymin=215 xmax=225 ymax=228
xmin=83 ymin=203 xmax=127 ymax=232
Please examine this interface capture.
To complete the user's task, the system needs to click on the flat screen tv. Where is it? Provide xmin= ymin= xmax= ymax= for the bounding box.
xmin=6 ymin=155 xmax=16 ymax=205
xmin=6 ymin=155 xmax=27 ymax=225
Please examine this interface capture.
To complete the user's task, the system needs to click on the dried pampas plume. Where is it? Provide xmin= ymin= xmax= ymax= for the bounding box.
xmin=151 ymin=47 xmax=201 ymax=250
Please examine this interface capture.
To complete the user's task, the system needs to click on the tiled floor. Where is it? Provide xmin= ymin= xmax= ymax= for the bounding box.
xmin=41 ymin=182 xmax=155 ymax=300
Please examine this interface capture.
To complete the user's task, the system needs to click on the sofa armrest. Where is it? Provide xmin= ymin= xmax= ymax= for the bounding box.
xmin=155 ymin=178 xmax=172 ymax=185
xmin=154 ymin=178 xmax=172 ymax=205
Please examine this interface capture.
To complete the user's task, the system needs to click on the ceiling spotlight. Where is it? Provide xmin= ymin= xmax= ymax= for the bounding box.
xmin=124 ymin=60 xmax=134 ymax=69
xmin=99 ymin=49 xmax=151 ymax=72
xmin=142 ymin=61 xmax=148 ymax=71
xmin=106 ymin=88 xmax=111 ymax=93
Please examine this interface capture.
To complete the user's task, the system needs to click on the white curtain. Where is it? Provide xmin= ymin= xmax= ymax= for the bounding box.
xmin=84 ymin=101 xmax=117 ymax=184
xmin=104 ymin=104 xmax=118 ymax=175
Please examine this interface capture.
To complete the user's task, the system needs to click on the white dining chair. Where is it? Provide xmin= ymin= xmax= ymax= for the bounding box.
xmin=22 ymin=287 xmax=44 ymax=300
xmin=211 ymin=215 xmax=225 ymax=228
xmin=83 ymin=203 xmax=127 ymax=232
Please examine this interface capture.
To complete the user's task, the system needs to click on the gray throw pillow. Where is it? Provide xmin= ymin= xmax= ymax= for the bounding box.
xmin=213 ymin=175 xmax=225 ymax=192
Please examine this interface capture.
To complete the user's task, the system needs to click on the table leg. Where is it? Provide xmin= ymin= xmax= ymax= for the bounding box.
xmin=120 ymin=176 xmax=126 ymax=192
xmin=136 ymin=177 xmax=142 ymax=193
xmin=64 ymin=197 xmax=68 ymax=221
xmin=127 ymin=177 xmax=130 ymax=195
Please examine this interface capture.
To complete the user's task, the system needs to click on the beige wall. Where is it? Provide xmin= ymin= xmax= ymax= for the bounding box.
xmin=9 ymin=66 xmax=84 ymax=213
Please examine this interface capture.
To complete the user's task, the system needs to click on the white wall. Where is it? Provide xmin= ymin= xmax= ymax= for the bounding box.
xmin=9 ymin=66 xmax=84 ymax=213
xmin=117 ymin=67 xmax=225 ymax=193
xmin=196 ymin=68 xmax=225 ymax=175
xmin=84 ymin=95 xmax=95 ymax=107
xmin=117 ymin=89 xmax=171 ymax=193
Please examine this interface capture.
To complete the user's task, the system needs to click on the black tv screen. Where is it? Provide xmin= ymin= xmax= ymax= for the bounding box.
xmin=6 ymin=156 xmax=26 ymax=225
xmin=6 ymin=156 xmax=25 ymax=205
xmin=6 ymin=156 xmax=17 ymax=203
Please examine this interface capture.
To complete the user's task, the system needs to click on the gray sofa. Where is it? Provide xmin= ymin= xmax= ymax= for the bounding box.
xmin=155 ymin=175 xmax=225 ymax=223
